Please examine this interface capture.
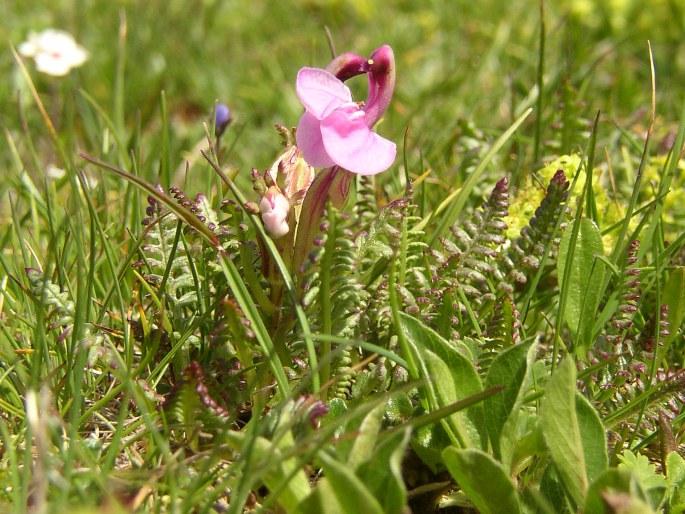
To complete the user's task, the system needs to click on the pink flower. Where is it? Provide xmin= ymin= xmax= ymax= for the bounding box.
xmin=295 ymin=45 xmax=396 ymax=176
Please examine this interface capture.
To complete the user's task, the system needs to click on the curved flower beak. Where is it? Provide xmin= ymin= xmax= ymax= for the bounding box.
xmin=324 ymin=45 xmax=395 ymax=129
xmin=364 ymin=45 xmax=395 ymax=128
xmin=325 ymin=52 xmax=371 ymax=82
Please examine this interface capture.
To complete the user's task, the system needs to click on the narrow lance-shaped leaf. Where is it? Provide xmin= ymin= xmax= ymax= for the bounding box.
xmin=357 ymin=428 xmax=411 ymax=514
xmin=663 ymin=267 xmax=685 ymax=345
xmin=540 ymin=356 xmax=587 ymax=506
xmin=574 ymin=392 xmax=608 ymax=484
xmin=314 ymin=451 xmax=384 ymax=514
xmin=398 ymin=312 xmax=485 ymax=449
xmin=557 ymin=218 xmax=606 ymax=358
xmin=483 ymin=341 xmax=536 ymax=469
xmin=224 ymin=430 xmax=311 ymax=512
xmin=666 ymin=451 xmax=685 ymax=511
xmin=583 ymin=468 xmax=655 ymax=514
xmin=346 ymin=404 xmax=385 ymax=469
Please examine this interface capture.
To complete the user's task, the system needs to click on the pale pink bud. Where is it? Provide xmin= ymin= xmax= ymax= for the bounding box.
xmin=259 ymin=187 xmax=290 ymax=239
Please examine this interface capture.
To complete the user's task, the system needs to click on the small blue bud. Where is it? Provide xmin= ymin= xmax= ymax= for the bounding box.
xmin=214 ymin=103 xmax=231 ymax=138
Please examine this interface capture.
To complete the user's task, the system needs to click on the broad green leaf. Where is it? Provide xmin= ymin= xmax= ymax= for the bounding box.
xmin=442 ymin=447 xmax=521 ymax=514
xmin=409 ymin=388 xmax=506 ymax=472
xmin=663 ymin=267 xmax=685 ymax=346
xmin=667 ymin=451 xmax=685 ymax=511
xmin=575 ymin=393 xmax=608 ymax=484
xmin=321 ymin=397 xmax=348 ymax=440
xmin=384 ymin=393 xmax=413 ymax=425
xmin=601 ymin=494 xmax=656 ymax=513
xmin=347 ymin=404 xmax=384 ymax=469
xmin=584 ymin=468 xmax=656 ymax=514
xmin=316 ymin=450 xmax=384 ymax=514
xmin=357 ymin=428 xmax=411 ymax=514
xmin=296 ymin=418 xmax=408 ymax=514
xmin=584 ymin=469 xmax=630 ymax=514
xmin=423 ymin=349 xmax=471 ymax=444
xmin=541 ymin=463 xmax=573 ymax=513
xmin=510 ymin=414 xmax=547 ymax=474
xmin=224 ymin=430 xmax=310 ymax=512
xmin=398 ymin=312 xmax=485 ymax=448
xmin=410 ymin=421 xmax=452 ymax=473
xmin=483 ymin=341 xmax=536 ymax=468
xmin=540 ymin=356 xmax=587 ymax=506
xmin=557 ymin=218 xmax=606 ymax=358
xmin=522 ymin=477 xmax=565 ymax=514
xmin=296 ymin=478 xmax=343 ymax=514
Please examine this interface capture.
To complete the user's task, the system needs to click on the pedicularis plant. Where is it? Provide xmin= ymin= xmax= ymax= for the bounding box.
xmin=2 ymin=25 xmax=685 ymax=514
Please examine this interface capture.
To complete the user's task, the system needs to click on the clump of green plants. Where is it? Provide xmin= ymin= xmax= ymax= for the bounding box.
xmin=2 ymin=4 xmax=685 ymax=514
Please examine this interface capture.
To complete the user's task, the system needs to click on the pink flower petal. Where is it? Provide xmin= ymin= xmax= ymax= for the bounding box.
xmin=260 ymin=191 xmax=290 ymax=238
xmin=296 ymin=67 xmax=352 ymax=120
xmin=296 ymin=112 xmax=336 ymax=168
xmin=320 ymin=111 xmax=396 ymax=175
xmin=364 ymin=45 xmax=395 ymax=128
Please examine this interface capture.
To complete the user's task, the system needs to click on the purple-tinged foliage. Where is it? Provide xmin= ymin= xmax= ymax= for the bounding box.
xmin=501 ymin=169 xmax=570 ymax=287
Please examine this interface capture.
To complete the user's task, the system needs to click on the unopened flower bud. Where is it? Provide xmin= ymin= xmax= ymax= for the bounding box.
xmin=263 ymin=169 xmax=276 ymax=188
xmin=259 ymin=187 xmax=290 ymax=239
xmin=251 ymin=168 xmax=267 ymax=196
xmin=243 ymin=201 xmax=260 ymax=215
xmin=269 ymin=144 xmax=315 ymax=200
xmin=214 ymin=103 xmax=231 ymax=138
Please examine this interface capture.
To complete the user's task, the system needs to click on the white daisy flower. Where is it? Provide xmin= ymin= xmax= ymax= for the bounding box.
xmin=19 ymin=29 xmax=88 ymax=77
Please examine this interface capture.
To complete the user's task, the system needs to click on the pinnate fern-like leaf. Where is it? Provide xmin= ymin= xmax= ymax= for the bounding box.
xmin=500 ymin=168 xmax=570 ymax=288
xmin=25 ymin=267 xmax=75 ymax=340
xmin=405 ymin=178 xmax=510 ymax=341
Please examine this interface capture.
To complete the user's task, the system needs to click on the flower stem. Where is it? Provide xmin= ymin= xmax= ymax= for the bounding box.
xmin=292 ymin=167 xmax=352 ymax=287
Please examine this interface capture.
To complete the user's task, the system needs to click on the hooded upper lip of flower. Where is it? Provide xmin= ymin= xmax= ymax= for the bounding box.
xmin=295 ymin=45 xmax=396 ymax=176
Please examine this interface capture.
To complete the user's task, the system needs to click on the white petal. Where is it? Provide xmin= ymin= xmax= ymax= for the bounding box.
xmin=35 ymin=54 xmax=72 ymax=76
xmin=18 ymin=40 xmax=38 ymax=57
